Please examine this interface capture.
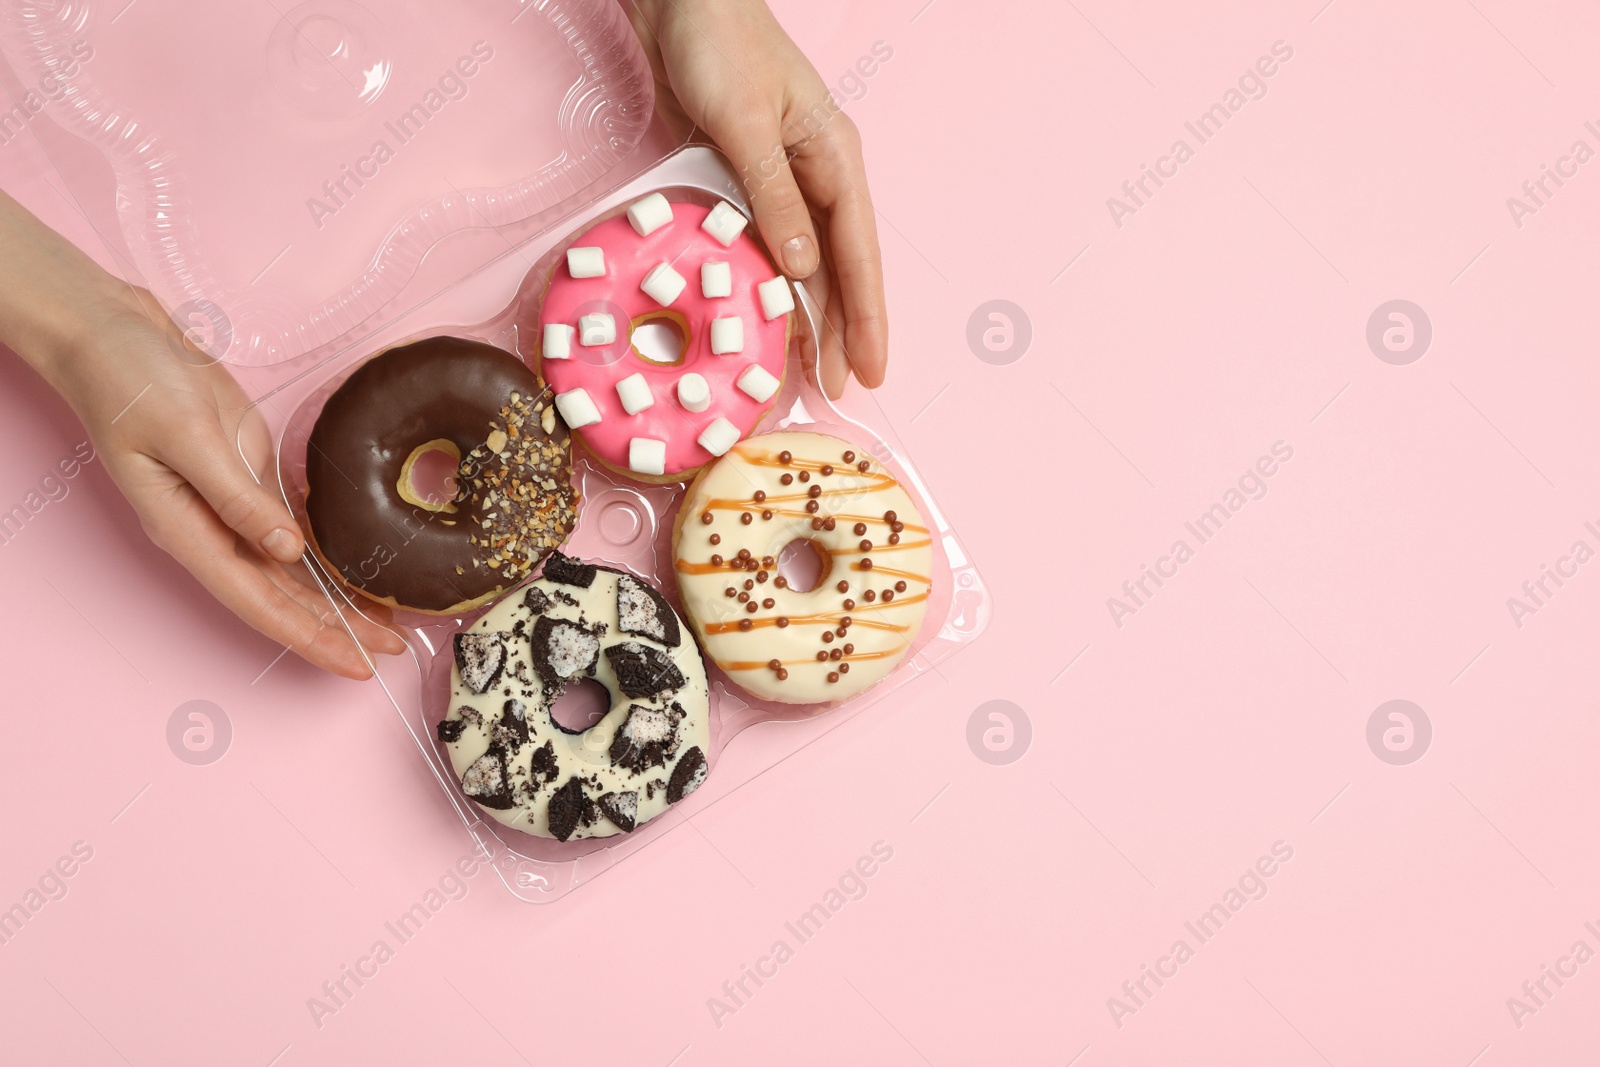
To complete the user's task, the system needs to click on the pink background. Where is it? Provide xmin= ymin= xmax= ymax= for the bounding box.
xmin=4 ymin=0 xmax=1600 ymax=1063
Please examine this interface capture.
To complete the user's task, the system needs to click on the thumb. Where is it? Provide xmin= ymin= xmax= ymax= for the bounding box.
xmin=168 ymin=428 xmax=306 ymax=564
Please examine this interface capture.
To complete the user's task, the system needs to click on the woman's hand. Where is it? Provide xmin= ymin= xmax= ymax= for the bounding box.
xmin=626 ymin=0 xmax=888 ymax=399
xmin=22 ymin=280 xmax=405 ymax=680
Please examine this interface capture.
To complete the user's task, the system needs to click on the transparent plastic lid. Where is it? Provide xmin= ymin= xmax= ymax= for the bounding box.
xmin=0 ymin=0 xmax=655 ymax=365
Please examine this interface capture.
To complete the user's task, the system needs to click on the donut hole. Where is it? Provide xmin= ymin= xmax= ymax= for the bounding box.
xmin=630 ymin=311 xmax=689 ymax=366
xmin=777 ymin=538 xmax=832 ymax=593
xmin=549 ymin=678 xmax=610 ymax=734
xmin=397 ymin=439 xmax=460 ymax=512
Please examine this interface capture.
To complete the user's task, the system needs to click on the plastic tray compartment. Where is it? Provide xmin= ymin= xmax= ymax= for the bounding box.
xmin=267 ymin=147 xmax=990 ymax=901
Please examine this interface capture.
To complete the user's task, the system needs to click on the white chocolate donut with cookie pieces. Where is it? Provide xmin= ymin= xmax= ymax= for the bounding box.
xmin=438 ymin=553 xmax=710 ymax=841
xmin=672 ymin=431 xmax=933 ymax=703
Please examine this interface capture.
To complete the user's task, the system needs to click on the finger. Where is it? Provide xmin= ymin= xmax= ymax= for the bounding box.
xmin=141 ymin=484 xmax=388 ymax=679
xmin=709 ymin=108 xmax=821 ymax=279
xmin=265 ymin=563 xmax=407 ymax=658
xmin=789 ymin=113 xmax=889 ymax=389
xmin=156 ymin=420 xmax=306 ymax=565
xmin=820 ymin=267 xmax=852 ymax=400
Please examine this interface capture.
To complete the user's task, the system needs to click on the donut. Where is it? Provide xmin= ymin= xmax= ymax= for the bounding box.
xmin=304 ymin=337 xmax=579 ymax=615
xmin=536 ymin=193 xmax=793 ymax=484
xmin=672 ymin=432 xmax=934 ymax=704
xmin=437 ymin=553 xmax=710 ymax=840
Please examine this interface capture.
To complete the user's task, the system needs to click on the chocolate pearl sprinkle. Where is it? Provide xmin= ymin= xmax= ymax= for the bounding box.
xmin=840 ymin=616 xmax=853 ymax=627
xmin=754 ymin=490 xmax=767 ymax=502
xmin=769 ymin=659 xmax=782 ymax=670
xmin=829 ymin=648 xmax=842 ymax=661
xmin=745 ymin=601 xmax=758 ymax=613
xmin=777 ymin=617 xmax=790 ymax=628
xmin=843 ymin=450 xmax=856 ymax=462
xmin=780 ymin=473 xmax=794 ymax=485
xmin=843 ymin=598 xmax=855 ymax=610
xmin=895 ymin=581 xmax=907 ymax=592
xmin=864 ymin=590 xmax=877 ymax=602
xmin=700 ymin=512 xmax=713 ymax=524
xmin=724 ymin=588 xmax=736 ymax=598
xmin=745 ymin=559 xmax=759 ymax=571
xmin=854 ymin=523 xmax=867 ymax=536
xmin=891 ymin=521 xmax=905 ymax=533
xmin=738 ymin=549 xmax=751 ymax=560
xmin=827 ymin=671 xmax=840 ymax=683
xmin=776 ymin=668 xmax=789 ymax=680
xmin=778 ymin=450 xmax=792 ymax=464
xmin=822 ymin=631 xmax=834 ymax=643
xmin=810 ymin=518 xmax=824 ymax=531
xmin=711 ymin=554 xmax=724 ymax=566
xmin=839 ymin=663 xmax=850 ymax=674
xmin=709 ymin=534 xmax=721 ymax=545
xmin=861 ymin=559 xmax=874 ymax=571
xmin=737 ymin=592 xmax=748 ymax=602
xmin=739 ymin=619 xmax=753 ymax=631
xmin=757 ymin=571 xmax=769 ymax=583
xmin=775 ymin=576 xmax=789 ymax=589
xmin=859 ymin=539 xmax=873 ymax=552
xmin=884 ymin=510 xmax=897 ymax=522
xmin=815 ymin=651 xmax=828 ymax=662
xmin=857 ymin=460 xmax=870 ymax=472
xmin=837 ymin=580 xmax=850 ymax=593
xmin=798 ymin=470 xmax=810 ymax=482
xmin=762 ymin=597 xmax=774 ymax=609
xmin=842 ymin=642 xmax=855 ymax=654
xmin=762 ymin=509 xmax=773 ymax=520
xmin=882 ymin=590 xmax=895 ymax=602
xmin=740 ymin=512 xmax=753 ymax=525
xmin=743 ymin=579 xmax=754 ymax=590
xmin=762 ymin=556 xmax=775 ymax=568
xmin=821 ymin=464 xmax=834 ymax=475
xmin=805 ymin=501 xmax=819 ymax=514
xmin=808 ymin=485 xmax=822 ymax=499
xmin=823 ymin=518 xmax=836 ymax=531
xmin=888 ymin=533 xmax=901 ymax=545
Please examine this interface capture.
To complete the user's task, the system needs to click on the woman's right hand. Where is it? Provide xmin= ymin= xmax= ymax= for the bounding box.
xmin=41 ymin=284 xmax=406 ymax=679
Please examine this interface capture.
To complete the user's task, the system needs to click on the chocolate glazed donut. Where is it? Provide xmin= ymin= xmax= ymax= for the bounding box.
xmin=304 ymin=337 xmax=579 ymax=614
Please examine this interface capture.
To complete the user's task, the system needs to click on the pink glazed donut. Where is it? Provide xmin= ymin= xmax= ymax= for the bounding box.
xmin=537 ymin=194 xmax=794 ymax=484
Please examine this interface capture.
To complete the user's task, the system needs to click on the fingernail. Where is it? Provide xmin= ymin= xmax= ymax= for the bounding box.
xmin=261 ymin=527 xmax=302 ymax=563
xmin=781 ymin=234 xmax=818 ymax=278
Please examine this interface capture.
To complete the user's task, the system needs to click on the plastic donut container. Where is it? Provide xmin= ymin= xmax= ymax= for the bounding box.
xmin=2 ymin=0 xmax=991 ymax=901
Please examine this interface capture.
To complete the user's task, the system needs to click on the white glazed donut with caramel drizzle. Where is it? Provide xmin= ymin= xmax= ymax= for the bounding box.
xmin=672 ymin=431 xmax=933 ymax=703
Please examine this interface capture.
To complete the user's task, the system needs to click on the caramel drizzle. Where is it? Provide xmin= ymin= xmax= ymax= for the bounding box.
xmin=702 ymin=591 xmax=929 ymax=635
xmin=700 ymin=497 xmax=928 ymax=534
xmin=848 ymin=562 xmax=923 ymax=581
xmin=673 ymin=537 xmax=930 ymax=575
xmin=722 ymin=646 xmax=906 ymax=672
